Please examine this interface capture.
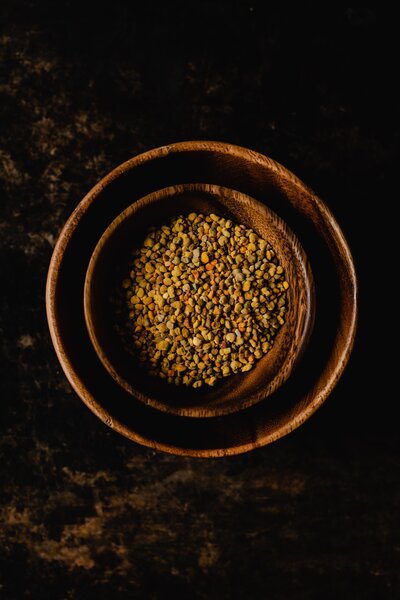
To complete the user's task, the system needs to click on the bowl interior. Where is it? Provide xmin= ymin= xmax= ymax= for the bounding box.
xmin=84 ymin=183 xmax=314 ymax=417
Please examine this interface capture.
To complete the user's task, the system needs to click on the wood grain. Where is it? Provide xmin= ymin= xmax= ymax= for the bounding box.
xmin=83 ymin=184 xmax=315 ymax=417
xmin=46 ymin=141 xmax=357 ymax=456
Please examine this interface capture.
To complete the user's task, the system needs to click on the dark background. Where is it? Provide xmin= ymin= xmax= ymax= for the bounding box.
xmin=0 ymin=2 xmax=398 ymax=599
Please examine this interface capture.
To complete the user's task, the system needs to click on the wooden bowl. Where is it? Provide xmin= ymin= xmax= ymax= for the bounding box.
xmin=83 ymin=183 xmax=314 ymax=417
xmin=46 ymin=141 xmax=357 ymax=457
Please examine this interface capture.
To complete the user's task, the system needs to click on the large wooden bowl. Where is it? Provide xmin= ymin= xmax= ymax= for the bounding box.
xmin=83 ymin=183 xmax=314 ymax=417
xmin=46 ymin=141 xmax=357 ymax=457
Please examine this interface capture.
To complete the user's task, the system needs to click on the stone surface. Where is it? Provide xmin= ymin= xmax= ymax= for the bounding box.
xmin=0 ymin=4 xmax=397 ymax=599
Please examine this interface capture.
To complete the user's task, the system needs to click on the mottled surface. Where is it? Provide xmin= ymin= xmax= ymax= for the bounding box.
xmin=0 ymin=3 xmax=398 ymax=599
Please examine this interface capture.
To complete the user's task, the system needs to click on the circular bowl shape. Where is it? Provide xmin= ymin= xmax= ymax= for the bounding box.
xmin=46 ymin=141 xmax=357 ymax=457
xmin=84 ymin=183 xmax=315 ymax=418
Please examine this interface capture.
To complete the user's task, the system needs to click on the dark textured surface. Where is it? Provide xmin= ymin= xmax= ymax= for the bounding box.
xmin=0 ymin=3 xmax=397 ymax=599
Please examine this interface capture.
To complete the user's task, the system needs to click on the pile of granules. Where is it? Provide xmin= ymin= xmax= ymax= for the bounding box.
xmin=122 ymin=212 xmax=289 ymax=388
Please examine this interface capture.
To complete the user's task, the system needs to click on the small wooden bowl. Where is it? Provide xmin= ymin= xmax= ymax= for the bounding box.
xmin=83 ymin=184 xmax=314 ymax=417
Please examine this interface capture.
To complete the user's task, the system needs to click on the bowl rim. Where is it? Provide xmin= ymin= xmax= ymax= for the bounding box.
xmin=83 ymin=182 xmax=315 ymax=417
xmin=46 ymin=141 xmax=357 ymax=456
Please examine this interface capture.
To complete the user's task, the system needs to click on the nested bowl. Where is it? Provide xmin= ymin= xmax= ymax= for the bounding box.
xmin=83 ymin=183 xmax=314 ymax=417
xmin=46 ymin=141 xmax=357 ymax=457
